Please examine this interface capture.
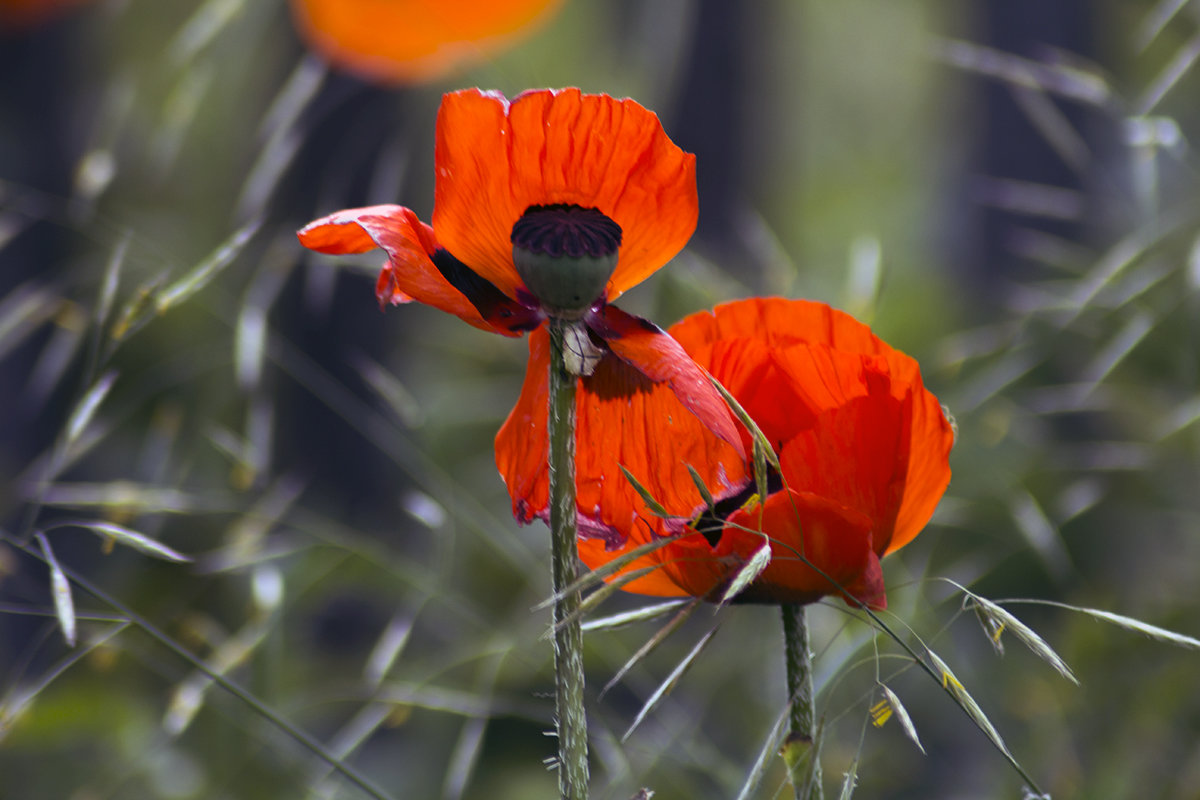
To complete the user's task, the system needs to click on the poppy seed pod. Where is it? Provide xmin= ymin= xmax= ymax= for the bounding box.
xmin=511 ymin=204 xmax=621 ymax=317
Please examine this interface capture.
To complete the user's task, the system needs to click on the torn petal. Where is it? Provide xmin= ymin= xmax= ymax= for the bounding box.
xmin=587 ymin=304 xmax=745 ymax=459
xmin=298 ymin=204 xmax=538 ymax=335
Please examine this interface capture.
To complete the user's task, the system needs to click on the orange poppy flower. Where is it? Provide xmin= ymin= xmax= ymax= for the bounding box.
xmin=575 ymin=297 xmax=955 ymax=609
xmin=289 ymin=0 xmax=562 ymax=85
xmin=298 ymin=88 xmax=746 ymax=544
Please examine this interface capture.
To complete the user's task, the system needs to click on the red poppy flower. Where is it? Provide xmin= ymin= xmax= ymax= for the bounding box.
xmin=289 ymin=0 xmax=562 ymax=85
xmin=575 ymin=297 xmax=955 ymax=609
xmin=298 ymin=88 xmax=747 ymax=544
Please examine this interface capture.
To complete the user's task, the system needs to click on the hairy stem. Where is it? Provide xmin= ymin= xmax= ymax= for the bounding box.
xmin=548 ymin=318 xmax=589 ymax=799
xmin=782 ymin=604 xmax=823 ymax=800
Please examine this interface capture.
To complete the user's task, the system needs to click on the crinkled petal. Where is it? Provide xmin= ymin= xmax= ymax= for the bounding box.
xmin=671 ymin=296 xmax=887 ymax=355
xmin=495 ymin=322 xmax=552 ymax=531
xmin=495 ymin=322 xmax=748 ymax=547
xmin=588 ymin=304 xmax=745 ymax=458
xmin=576 ymin=488 xmax=877 ymax=607
xmin=289 ymin=0 xmax=562 ymax=86
xmin=684 ymin=336 xmax=823 ymax=453
xmin=673 ymin=296 xmax=954 ymax=555
xmin=433 ymin=88 xmax=697 ymax=302
xmin=774 ymin=350 xmax=951 ymax=557
xmin=777 ymin=367 xmax=909 ymax=554
xmin=297 ymin=204 xmax=538 ymax=335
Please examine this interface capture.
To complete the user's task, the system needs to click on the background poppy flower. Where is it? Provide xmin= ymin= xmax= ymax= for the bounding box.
xmin=289 ymin=0 xmax=562 ymax=85
xmin=298 ymin=88 xmax=746 ymax=542
xmin=577 ymin=297 xmax=955 ymax=609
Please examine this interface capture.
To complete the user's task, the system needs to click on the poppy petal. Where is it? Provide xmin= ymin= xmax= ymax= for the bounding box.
xmin=678 ymin=336 xmax=824 ymax=453
xmin=495 ymin=323 xmax=552 ymax=533
xmin=578 ymin=529 xmax=727 ymax=599
xmin=587 ymin=304 xmax=745 ymax=458
xmin=773 ymin=348 xmax=952 ymax=557
xmin=575 ymin=488 xmax=877 ymax=607
xmin=577 ymin=535 xmax=697 ymax=597
xmin=840 ymin=551 xmax=886 ymax=610
xmin=716 ymin=489 xmax=876 ymax=605
xmin=777 ymin=367 xmax=909 ymax=553
xmin=671 ymin=296 xmax=885 ymax=355
xmin=674 ymin=296 xmax=954 ymax=554
xmin=495 ymin=323 xmax=748 ymax=547
xmin=289 ymin=0 xmax=563 ymax=86
xmin=298 ymin=204 xmax=539 ymax=336
xmin=886 ymin=373 xmax=954 ymax=554
xmin=433 ymin=88 xmax=697 ymax=302
xmin=668 ymin=300 xmax=875 ymax=450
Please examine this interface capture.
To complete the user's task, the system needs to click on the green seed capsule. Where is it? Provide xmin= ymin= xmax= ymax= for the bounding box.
xmin=511 ymin=203 xmax=622 ymax=317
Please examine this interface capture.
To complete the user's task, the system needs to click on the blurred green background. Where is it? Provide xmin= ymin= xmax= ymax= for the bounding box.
xmin=2 ymin=1 xmax=1199 ymax=798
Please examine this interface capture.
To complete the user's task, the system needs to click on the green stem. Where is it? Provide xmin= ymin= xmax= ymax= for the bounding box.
xmin=781 ymin=604 xmax=823 ymax=800
xmin=547 ymin=318 xmax=589 ymax=800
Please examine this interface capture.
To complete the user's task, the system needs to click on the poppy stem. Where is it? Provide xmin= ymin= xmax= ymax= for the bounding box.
xmin=781 ymin=604 xmax=823 ymax=800
xmin=547 ymin=317 xmax=590 ymax=800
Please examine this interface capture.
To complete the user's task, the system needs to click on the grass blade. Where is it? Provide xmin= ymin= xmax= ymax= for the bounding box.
xmin=308 ymin=704 xmax=394 ymax=800
xmin=167 ymin=0 xmax=246 ymax=66
xmin=0 ymin=282 xmax=59 ymax=362
xmin=619 ymin=465 xmax=671 ymax=519
xmin=581 ymin=600 xmax=688 ymax=633
xmin=716 ymin=540 xmax=771 ymax=607
xmin=876 ymin=684 xmax=925 ymax=754
xmin=685 ymin=463 xmax=715 ymax=511
xmin=1009 ymin=491 xmax=1074 ymax=582
xmin=549 ymin=565 xmax=672 ymax=639
xmin=533 ymin=533 xmax=683 ymax=611
xmin=35 ymin=532 xmax=76 ymax=647
xmin=927 ymin=650 xmax=1013 ymax=761
xmin=64 ymin=371 xmax=117 ymax=447
xmin=164 ymin=619 xmax=269 ymax=735
xmin=157 ymin=220 xmax=261 ymax=312
xmin=353 ymin=351 xmax=424 ymax=428
xmin=966 ymin=593 xmax=1078 ymax=684
xmin=1135 ymin=0 xmax=1192 ymax=51
xmin=364 ymin=612 xmax=415 ymax=689
xmin=622 ymin=623 xmax=720 ymax=742
xmin=734 ymin=697 xmax=792 ymax=800
xmin=707 ymin=373 xmax=779 ymax=472
xmin=0 ymin=622 xmax=127 ymax=743
xmin=600 ymin=597 xmax=702 ymax=698
xmin=38 ymin=482 xmax=235 ymax=514
xmin=1135 ymin=29 xmax=1200 ymax=114
xmin=1005 ymin=600 xmax=1200 ymax=650
xmin=51 ymin=520 xmax=191 ymax=563
xmin=6 ymin=534 xmax=399 ymax=800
